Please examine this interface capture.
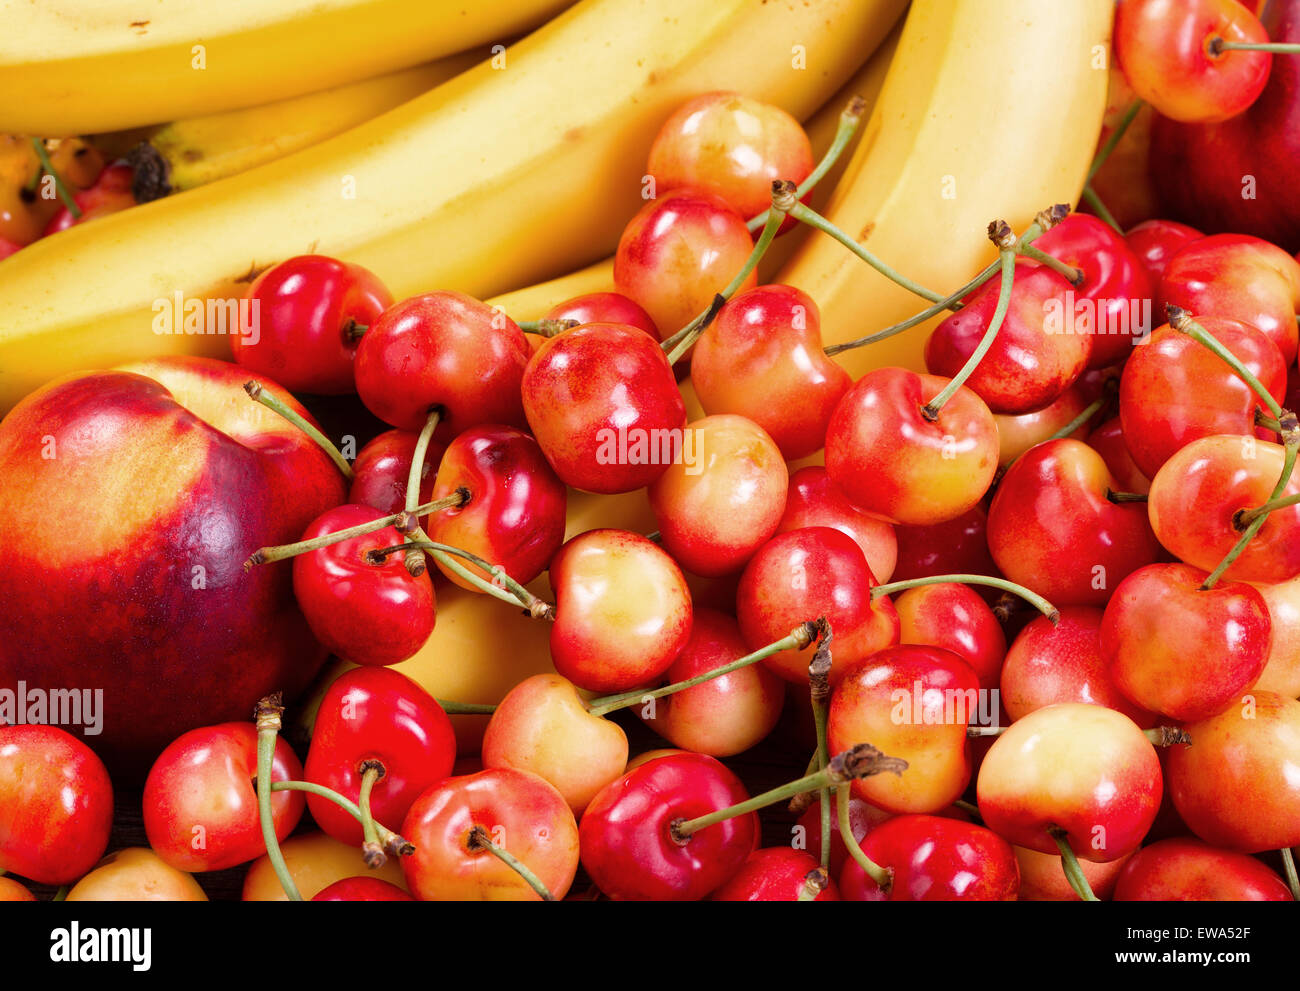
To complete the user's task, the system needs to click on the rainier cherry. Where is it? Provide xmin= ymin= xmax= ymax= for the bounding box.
xmin=1113 ymin=837 xmax=1293 ymax=901
xmin=1014 ymin=846 xmax=1129 ymax=901
xmin=894 ymin=583 xmax=1006 ymax=690
xmin=543 ymin=291 xmax=659 ymax=340
xmin=777 ymin=466 xmax=897 ymax=584
xmin=65 ymin=848 xmax=207 ymax=902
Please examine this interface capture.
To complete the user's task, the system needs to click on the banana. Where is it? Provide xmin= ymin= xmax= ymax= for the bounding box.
xmin=0 ymin=0 xmax=575 ymax=135
xmin=777 ymin=0 xmax=1113 ymax=380
xmin=122 ymin=51 xmax=485 ymax=194
xmin=0 ymin=0 xmax=906 ymax=414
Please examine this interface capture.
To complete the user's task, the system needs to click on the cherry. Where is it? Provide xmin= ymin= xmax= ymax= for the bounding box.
xmin=303 ymin=666 xmax=456 ymax=849
xmin=0 ymin=725 xmax=113 ymax=885
xmin=354 ymin=290 xmax=531 ymax=437
xmin=1166 ymin=690 xmax=1300 ymax=853
xmin=1101 ymin=562 xmax=1271 ymax=722
xmin=926 ymin=261 xmax=1088 ymax=414
xmin=1113 ymin=837 xmax=1293 ymax=901
xmin=425 ymin=424 xmax=567 ymax=590
xmin=648 ymin=414 xmax=788 ymax=577
xmin=241 ymin=831 xmax=408 ymax=900
xmin=549 ymin=529 xmax=692 ymax=693
xmin=291 ymin=503 xmax=435 ymax=667
xmin=230 ymin=254 xmax=392 ymax=395
xmin=481 ymin=673 xmax=629 ymax=815
xmin=891 ymin=505 xmax=997 ymax=584
xmin=401 ymin=767 xmax=579 ymax=901
xmin=349 ymin=428 xmax=444 ymax=517
xmin=1115 ymin=0 xmax=1273 ymax=123
xmin=1118 ymin=317 xmax=1286 ymax=480
xmin=840 ymin=814 xmax=1020 ymax=901
xmin=521 ymin=322 xmax=686 ymax=493
xmin=825 ymin=368 xmax=999 ymax=527
xmin=311 ymin=877 xmax=415 ymax=901
xmin=691 ymin=285 xmax=850 ymax=459
xmin=65 ymin=848 xmax=207 ymax=901
xmin=736 ymin=526 xmax=898 ymax=684
xmin=894 ymin=582 xmax=1006 ymax=691
xmin=1254 ymin=577 xmax=1300 ymax=697
xmin=1124 ymin=218 xmax=1203 ymax=317
xmin=795 ymin=793 xmax=890 ymax=878
xmin=1001 ymin=606 xmax=1157 ymax=727
xmin=646 ymin=92 xmax=813 ymax=226
xmin=1085 ymin=416 xmax=1151 ymax=495
xmin=711 ymin=847 xmax=839 ymax=901
xmin=977 ymin=703 xmax=1162 ymax=862
xmin=828 ymin=645 xmax=979 ymax=814
xmin=0 ymin=877 xmax=36 ymax=901
xmin=1161 ymin=233 xmax=1300 ymax=365
xmin=42 ymin=162 xmax=135 ymax=234
xmin=143 ymin=722 xmax=303 ymax=872
xmin=777 ymin=466 xmax=897 ymax=584
xmin=543 ymin=291 xmax=659 ymax=340
xmin=994 ymin=385 xmax=1094 ymax=467
xmin=1149 ymin=435 xmax=1300 ymax=584
xmin=1014 ymin=846 xmax=1129 ymax=901
xmin=638 ymin=608 xmax=785 ymax=757
xmin=578 ymin=752 xmax=757 ymax=901
xmin=987 ymin=439 xmax=1161 ymax=608
xmin=614 ymin=189 xmax=757 ymax=340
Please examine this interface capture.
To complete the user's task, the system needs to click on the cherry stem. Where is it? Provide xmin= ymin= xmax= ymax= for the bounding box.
xmin=1281 ymin=848 xmax=1300 ymax=902
xmin=747 ymin=95 xmax=867 ymax=233
xmin=872 ymin=573 xmax=1060 ymax=625
xmin=343 ymin=319 xmax=368 ymax=340
xmin=1017 ymin=243 xmax=1084 ymax=286
xmin=28 ymin=138 xmax=81 ymax=218
xmin=242 ymin=488 xmax=470 ymax=570
xmin=663 ymin=182 xmax=789 ymax=365
xmin=809 ymin=627 xmax=834 ymax=872
xmin=1202 ymin=434 xmax=1298 ymax=590
xmin=52 ymin=886 xmax=69 ymax=901
xmin=465 ymin=825 xmax=555 ymax=901
xmin=672 ymin=743 xmax=908 ymax=840
xmin=270 ymin=780 xmax=412 ymax=857
xmin=357 ymin=762 xmax=386 ymax=868
xmin=921 ymin=227 xmax=1017 ymax=419
xmin=1048 ymin=826 xmax=1099 ymax=902
xmin=1257 ymin=410 xmax=1284 ymax=433
xmin=368 ymin=539 xmax=555 ymax=619
xmin=1210 ymin=38 xmax=1300 ymax=54
xmin=1051 ymin=394 xmax=1109 ymax=441
xmin=254 ymin=693 xmax=302 ymax=902
xmin=1087 ymin=98 xmax=1143 ymax=183
xmin=402 ymin=408 xmax=442 ymax=576
xmin=1106 ymin=489 xmax=1148 ymax=503
xmin=1144 ymin=726 xmax=1193 ymax=747
xmin=837 ymin=782 xmax=891 ymax=889
xmin=967 ymin=725 xmax=1007 ymax=738
xmin=435 ymin=699 xmax=498 ymax=715
xmin=1167 ymin=307 xmax=1284 ymax=420
xmin=1081 ymin=185 xmax=1123 ymax=235
xmin=516 ymin=317 xmax=579 ymax=337
xmin=953 ymin=799 xmax=982 ymax=821
xmin=787 ymin=749 xmax=822 ymax=815
xmin=585 ymin=621 xmax=821 ymax=718
xmin=243 ymin=380 xmax=355 ymax=482
xmin=797 ymin=867 xmax=830 ymax=901
xmin=1239 ymin=488 xmax=1300 ymax=524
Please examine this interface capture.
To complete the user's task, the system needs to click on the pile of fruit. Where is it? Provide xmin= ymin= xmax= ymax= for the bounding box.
xmin=2 ymin=0 xmax=1300 ymax=904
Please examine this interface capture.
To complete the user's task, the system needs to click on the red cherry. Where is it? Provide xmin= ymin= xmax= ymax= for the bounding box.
xmin=777 ymin=466 xmax=897 ymax=584
xmin=825 ymin=367 xmax=999 ymax=527
xmin=891 ymin=505 xmax=997 ymax=584
xmin=348 ymin=428 xmax=444 ymax=517
xmin=795 ymin=793 xmax=890 ymax=878
xmin=894 ymin=583 xmax=1006 ymax=691
xmin=1085 ymin=416 xmax=1151 ymax=496
xmin=143 ymin=722 xmax=304 ymax=872
xmin=304 ymin=666 xmax=456 ymax=847
xmin=0 ymin=725 xmax=113 ymax=885
xmin=692 ymin=285 xmax=850 ymax=459
xmin=42 ymin=163 xmax=135 ymax=234
xmin=1113 ymin=837 xmax=1293 ymax=901
xmin=231 ymin=254 xmax=392 ymax=395
xmin=292 ymin=504 xmax=435 ymax=667
xmin=543 ymin=291 xmax=659 ymax=341
xmin=994 ymin=384 xmax=1095 ymax=467
xmin=425 ymin=424 xmax=567 ymax=589
xmin=354 ymin=290 xmax=530 ymax=437
xmin=736 ymin=526 xmax=899 ymax=684
xmin=521 ymin=322 xmax=686 ymax=494
xmin=711 ymin=847 xmax=839 ymax=901
xmin=840 ymin=815 xmax=1020 ymax=901
xmin=311 ymin=877 xmax=415 ymax=901
xmin=579 ymin=753 xmax=758 ymax=901
xmin=1124 ymin=219 xmax=1203 ymax=316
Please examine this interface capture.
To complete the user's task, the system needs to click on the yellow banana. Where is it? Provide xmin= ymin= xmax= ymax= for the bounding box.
xmin=124 ymin=51 xmax=485 ymax=193
xmin=0 ymin=0 xmax=575 ymax=135
xmin=0 ymin=0 xmax=906 ymax=414
xmin=777 ymin=0 xmax=1113 ymax=380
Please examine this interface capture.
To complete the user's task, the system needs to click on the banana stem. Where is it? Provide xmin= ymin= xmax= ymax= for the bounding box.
xmin=586 ymin=622 xmax=819 ymax=718
xmin=466 ymin=825 xmax=555 ymax=901
xmin=403 ymin=409 xmax=442 ymax=575
xmin=1049 ymin=827 xmax=1099 ymax=902
xmin=747 ymin=95 xmax=867 ymax=233
xmin=254 ymin=694 xmax=302 ymax=902
xmin=871 ymin=573 xmax=1060 ymax=625
xmin=244 ymin=380 xmax=354 ymax=481
xmin=1087 ymin=98 xmax=1143 ymax=182
xmin=837 ymin=782 xmax=891 ymax=888
xmin=28 ymin=138 xmax=81 ymax=218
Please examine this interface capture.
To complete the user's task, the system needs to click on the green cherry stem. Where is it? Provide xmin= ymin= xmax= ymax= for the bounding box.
xmin=1202 ymin=432 xmax=1299 ymax=591
xmin=1081 ymin=185 xmax=1123 ymax=235
xmin=787 ymin=748 xmax=823 ymax=815
xmin=342 ymin=319 xmax=368 ymax=340
xmin=243 ymin=487 xmax=470 ymax=569
xmin=254 ymin=693 xmax=302 ymax=902
xmin=1049 ymin=826 xmax=1099 ymax=902
xmin=367 ymin=539 xmax=555 ymax=619
xmin=402 ymin=408 xmax=442 ymax=576
xmin=747 ymin=95 xmax=867 ymax=234
xmin=1209 ymin=38 xmax=1300 ymax=54
xmin=921 ymin=222 xmax=1017 ymax=419
xmin=1167 ymin=307 xmax=1284 ymax=420
xmin=1087 ymin=98 xmax=1143 ymax=182
xmin=1050 ymin=393 xmax=1110 ymax=442
xmin=871 ymin=573 xmax=1060 ymax=625
xmin=28 ymin=138 xmax=81 ymax=218
xmin=466 ymin=825 xmax=555 ymax=901
xmin=838 ymin=782 xmax=891 ymax=888
xmin=1017 ymin=243 xmax=1084 ymax=286
xmin=808 ymin=628 xmax=834 ymax=871
xmin=52 ymin=885 xmax=69 ymax=901
xmin=585 ymin=621 xmax=820 ymax=718
xmin=356 ymin=761 xmax=387 ymax=868
xmin=953 ymin=799 xmax=982 ymax=821
xmin=1106 ymin=490 xmax=1149 ymax=503
xmin=672 ymin=743 xmax=909 ymax=841
xmin=244 ymin=380 xmax=355 ymax=482
xmin=797 ymin=867 xmax=831 ymax=901
xmin=435 ymin=699 xmax=498 ymax=715
xmin=270 ymin=780 xmax=412 ymax=858
xmin=1281 ymin=848 xmax=1300 ymax=902
xmin=517 ymin=317 xmax=579 ymax=337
